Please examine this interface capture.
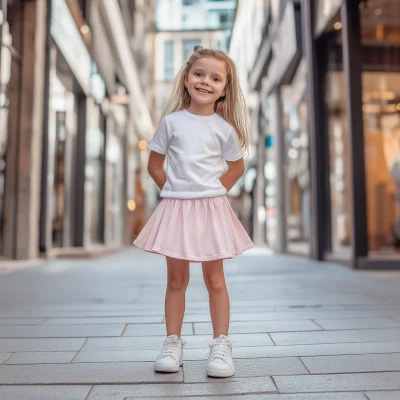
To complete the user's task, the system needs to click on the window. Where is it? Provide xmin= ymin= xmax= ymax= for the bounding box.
xmin=182 ymin=0 xmax=199 ymax=5
xmin=220 ymin=12 xmax=229 ymax=24
xmin=164 ymin=41 xmax=174 ymax=82
xmin=207 ymin=10 xmax=234 ymax=29
xmin=182 ymin=39 xmax=201 ymax=62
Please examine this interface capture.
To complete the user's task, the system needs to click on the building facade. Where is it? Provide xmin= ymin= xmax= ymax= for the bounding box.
xmin=0 ymin=0 xmax=156 ymax=260
xmin=154 ymin=0 xmax=237 ymax=121
xmin=231 ymin=0 xmax=400 ymax=269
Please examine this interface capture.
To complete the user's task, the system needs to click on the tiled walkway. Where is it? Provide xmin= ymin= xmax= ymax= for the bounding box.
xmin=0 ymin=247 xmax=399 ymax=399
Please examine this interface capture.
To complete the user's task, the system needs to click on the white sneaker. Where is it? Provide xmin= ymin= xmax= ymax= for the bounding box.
xmin=154 ymin=334 xmax=185 ymax=373
xmin=206 ymin=334 xmax=235 ymax=377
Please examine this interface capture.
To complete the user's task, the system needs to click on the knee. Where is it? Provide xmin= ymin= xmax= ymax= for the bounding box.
xmin=168 ymin=273 xmax=189 ymax=292
xmin=205 ymin=275 xmax=226 ymax=293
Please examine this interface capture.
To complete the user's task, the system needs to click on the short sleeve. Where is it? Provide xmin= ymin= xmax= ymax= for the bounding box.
xmin=222 ymin=128 xmax=243 ymax=161
xmin=149 ymin=117 xmax=169 ymax=155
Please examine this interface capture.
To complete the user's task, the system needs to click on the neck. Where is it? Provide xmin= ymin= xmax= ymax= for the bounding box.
xmin=186 ymin=101 xmax=216 ymax=116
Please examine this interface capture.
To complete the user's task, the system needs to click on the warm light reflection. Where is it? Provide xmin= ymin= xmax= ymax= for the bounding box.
xmin=80 ymin=24 xmax=90 ymax=35
xmin=127 ymin=200 xmax=136 ymax=211
xmin=334 ymin=22 xmax=342 ymax=30
xmin=138 ymin=140 xmax=148 ymax=150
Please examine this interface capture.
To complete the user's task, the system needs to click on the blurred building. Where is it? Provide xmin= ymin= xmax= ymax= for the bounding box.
xmin=0 ymin=0 xmax=156 ymax=260
xmin=154 ymin=0 xmax=237 ymax=121
xmin=231 ymin=0 xmax=400 ymax=269
xmin=229 ymin=0 xmax=267 ymax=243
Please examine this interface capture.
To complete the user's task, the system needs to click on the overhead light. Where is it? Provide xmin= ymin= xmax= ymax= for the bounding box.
xmin=127 ymin=200 xmax=136 ymax=211
xmin=80 ymin=24 xmax=90 ymax=35
xmin=334 ymin=22 xmax=342 ymax=30
xmin=374 ymin=8 xmax=383 ymax=16
xmin=138 ymin=140 xmax=148 ymax=150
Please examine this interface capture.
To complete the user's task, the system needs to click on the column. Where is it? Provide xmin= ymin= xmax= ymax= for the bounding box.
xmin=3 ymin=0 xmax=47 ymax=259
xmin=341 ymin=0 xmax=368 ymax=265
xmin=301 ymin=0 xmax=331 ymax=260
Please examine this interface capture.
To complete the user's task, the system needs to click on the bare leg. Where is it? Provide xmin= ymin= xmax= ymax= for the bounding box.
xmin=202 ymin=259 xmax=230 ymax=338
xmin=165 ymin=257 xmax=190 ymax=336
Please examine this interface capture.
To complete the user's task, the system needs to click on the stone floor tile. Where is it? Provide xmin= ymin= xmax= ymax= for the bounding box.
xmin=0 ymin=352 xmax=11 ymax=363
xmin=0 ymin=318 xmax=45 ymax=325
xmin=87 ymin=377 xmax=277 ymax=399
xmin=0 ymin=361 xmax=182 ymax=384
xmin=314 ymin=318 xmax=400 ymax=330
xmin=73 ymin=349 xmax=160 ymax=363
xmin=0 ymin=338 xmax=85 ymax=352
xmin=231 ymin=342 xmax=400 ymax=359
xmin=123 ymin=322 xmax=193 ymax=336
xmin=274 ymin=305 xmax=348 ymax=311
xmin=274 ymin=372 xmax=400 ymax=393
xmin=43 ymin=316 xmax=163 ymax=324
xmin=83 ymin=333 xmax=274 ymax=351
xmin=130 ymin=394 xmax=367 ymax=400
xmin=183 ymin=357 xmax=308 ymax=383
xmin=270 ymin=328 xmax=400 ymax=345
xmin=185 ymin=310 xmax=400 ymax=323
xmin=301 ymin=353 xmax=400 ymax=374
xmin=365 ymin=391 xmax=400 ymax=400
xmin=0 ymin=324 xmax=125 ymax=338
xmin=0 ymin=385 xmax=92 ymax=400
xmin=0 ymin=310 xmax=165 ymax=318
xmin=5 ymin=351 xmax=76 ymax=364
xmin=78 ymin=342 xmax=397 ymax=363
xmin=194 ymin=320 xmax=321 ymax=335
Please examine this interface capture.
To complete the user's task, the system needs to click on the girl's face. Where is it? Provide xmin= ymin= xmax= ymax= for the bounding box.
xmin=185 ymin=57 xmax=228 ymax=107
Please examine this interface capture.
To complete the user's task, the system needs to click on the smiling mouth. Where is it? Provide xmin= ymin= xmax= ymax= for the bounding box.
xmin=195 ymin=88 xmax=213 ymax=94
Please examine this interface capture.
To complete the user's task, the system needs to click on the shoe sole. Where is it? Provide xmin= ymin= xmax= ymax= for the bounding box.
xmin=206 ymin=367 xmax=235 ymax=378
xmin=154 ymin=359 xmax=183 ymax=373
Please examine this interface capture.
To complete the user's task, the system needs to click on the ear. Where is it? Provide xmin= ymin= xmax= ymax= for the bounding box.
xmin=184 ymin=75 xmax=188 ymax=88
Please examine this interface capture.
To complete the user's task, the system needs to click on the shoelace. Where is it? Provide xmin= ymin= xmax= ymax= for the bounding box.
xmin=209 ymin=337 xmax=231 ymax=363
xmin=159 ymin=337 xmax=186 ymax=360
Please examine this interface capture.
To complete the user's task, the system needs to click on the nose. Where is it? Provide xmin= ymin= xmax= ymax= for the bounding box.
xmin=201 ymin=76 xmax=210 ymax=85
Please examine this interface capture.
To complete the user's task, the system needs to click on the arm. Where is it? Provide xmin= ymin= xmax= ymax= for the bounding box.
xmin=148 ymin=150 xmax=167 ymax=190
xmin=219 ymin=158 xmax=245 ymax=192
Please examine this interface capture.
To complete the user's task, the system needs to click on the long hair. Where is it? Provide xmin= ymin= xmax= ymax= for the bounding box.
xmin=161 ymin=47 xmax=250 ymax=155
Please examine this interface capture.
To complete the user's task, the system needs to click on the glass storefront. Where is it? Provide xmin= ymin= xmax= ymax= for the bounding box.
xmin=85 ymin=99 xmax=105 ymax=245
xmin=262 ymin=94 xmax=279 ymax=248
xmin=322 ymin=24 xmax=353 ymax=257
xmin=0 ymin=10 xmax=11 ymax=254
xmin=104 ymin=104 xmax=127 ymax=245
xmin=48 ymin=49 xmax=78 ymax=248
xmin=360 ymin=0 xmax=400 ymax=255
xmin=0 ymin=0 xmax=22 ymax=255
xmin=281 ymin=59 xmax=311 ymax=255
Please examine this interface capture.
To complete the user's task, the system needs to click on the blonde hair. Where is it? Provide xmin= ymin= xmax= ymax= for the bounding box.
xmin=161 ymin=47 xmax=250 ymax=155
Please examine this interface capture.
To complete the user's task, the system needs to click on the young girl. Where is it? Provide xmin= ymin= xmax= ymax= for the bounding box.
xmin=134 ymin=46 xmax=254 ymax=378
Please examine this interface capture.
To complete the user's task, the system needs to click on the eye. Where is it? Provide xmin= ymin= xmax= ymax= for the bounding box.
xmin=194 ymin=72 xmax=201 ymax=77
xmin=213 ymin=77 xmax=220 ymax=82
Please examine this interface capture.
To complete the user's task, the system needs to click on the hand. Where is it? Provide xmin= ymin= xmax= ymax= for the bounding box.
xmin=219 ymin=158 xmax=245 ymax=192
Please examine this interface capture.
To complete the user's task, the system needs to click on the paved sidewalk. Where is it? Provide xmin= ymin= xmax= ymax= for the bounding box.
xmin=0 ymin=247 xmax=399 ymax=399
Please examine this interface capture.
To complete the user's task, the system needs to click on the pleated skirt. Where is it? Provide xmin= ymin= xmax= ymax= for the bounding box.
xmin=133 ymin=195 xmax=254 ymax=262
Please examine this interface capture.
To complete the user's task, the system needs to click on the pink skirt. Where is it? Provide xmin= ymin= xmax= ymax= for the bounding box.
xmin=134 ymin=196 xmax=254 ymax=262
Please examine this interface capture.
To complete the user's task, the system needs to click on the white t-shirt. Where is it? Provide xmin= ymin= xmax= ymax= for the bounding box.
xmin=149 ymin=109 xmax=243 ymax=199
